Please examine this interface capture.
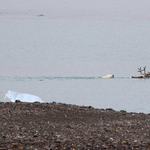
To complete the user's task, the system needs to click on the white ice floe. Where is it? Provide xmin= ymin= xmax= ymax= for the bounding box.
xmin=4 ymin=90 xmax=43 ymax=103
xmin=102 ymin=74 xmax=114 ymax=79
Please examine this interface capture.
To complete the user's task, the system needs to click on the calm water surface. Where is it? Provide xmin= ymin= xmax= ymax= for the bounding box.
xmin=1 ymin=0 xmax=150 ymax=113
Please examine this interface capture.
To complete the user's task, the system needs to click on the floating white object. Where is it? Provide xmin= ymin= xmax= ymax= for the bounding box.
xmin=4 ymin=90 xmax=43 ymax=103
xmin=102 ymin=74 xmax=114 ymax=78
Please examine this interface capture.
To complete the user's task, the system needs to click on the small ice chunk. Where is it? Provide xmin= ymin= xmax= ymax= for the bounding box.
xmin=4 ymin=90 xmax=43 ymax=103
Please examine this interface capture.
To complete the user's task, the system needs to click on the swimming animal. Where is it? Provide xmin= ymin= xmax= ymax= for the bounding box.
xmin=131 ymin=66 xmax=150 ymax=79
xmin=102 ymin=74 xmax=114 ymax=78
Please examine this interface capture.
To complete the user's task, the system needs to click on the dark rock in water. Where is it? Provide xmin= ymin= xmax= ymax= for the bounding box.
xmin=0 ymin=102 xmax=150 ymax=149
xmin=37 ymin=14 xmax=44 ymax=17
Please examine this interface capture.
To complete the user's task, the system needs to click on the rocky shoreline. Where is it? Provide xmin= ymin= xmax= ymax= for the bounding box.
xmin=0 ymin=101 xmax=150 ymax=149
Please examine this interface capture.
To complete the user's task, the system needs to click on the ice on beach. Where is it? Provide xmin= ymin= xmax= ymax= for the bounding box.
xmin=4 ymin=90 xmax=43 ymax=103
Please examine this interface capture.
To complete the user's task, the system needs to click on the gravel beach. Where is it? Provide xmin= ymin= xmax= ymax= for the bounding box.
xmin=0 ymin=101 xmax=150 ymax=149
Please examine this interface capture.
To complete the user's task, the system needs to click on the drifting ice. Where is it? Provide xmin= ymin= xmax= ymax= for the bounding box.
xmin=5 ymin=90 xmax=43 ymax=103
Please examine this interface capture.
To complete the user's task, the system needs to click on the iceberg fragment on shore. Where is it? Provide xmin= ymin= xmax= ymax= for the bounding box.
xmin=4 ymin=90 xmax=43 ymax=103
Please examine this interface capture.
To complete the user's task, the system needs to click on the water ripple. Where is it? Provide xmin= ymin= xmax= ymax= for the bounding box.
xmin=0 ymin=76 xmax=131 ymax=81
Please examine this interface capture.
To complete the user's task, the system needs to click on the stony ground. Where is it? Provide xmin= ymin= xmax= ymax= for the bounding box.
xmin=0 ymin=101 xmax=150 ymax=149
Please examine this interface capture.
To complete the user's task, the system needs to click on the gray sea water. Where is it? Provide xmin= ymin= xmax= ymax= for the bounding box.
xmin=1 ymin=0 xmax=150 ymax=113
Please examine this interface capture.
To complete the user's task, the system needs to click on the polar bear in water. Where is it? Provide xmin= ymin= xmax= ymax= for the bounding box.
xmin=102 ymin=74 xmax=114 ymax=78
